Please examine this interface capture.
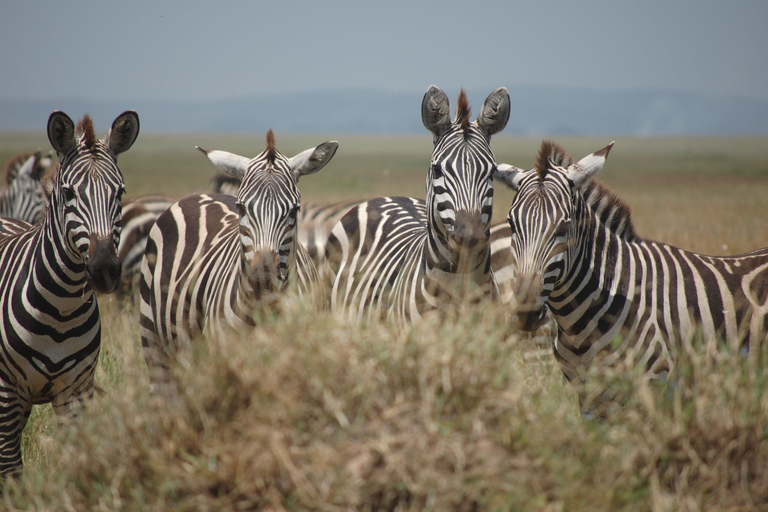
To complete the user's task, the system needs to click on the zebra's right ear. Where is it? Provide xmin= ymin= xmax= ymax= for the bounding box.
xmin=196 ymin=147 xmax=250 ymax=180
xmin=422 ymin=85 xmax=452 ymax=138
xmin=566 ymin=142 xmax=615 ymax=188
xmin=477 ymin=87 xmax=510 ymax=138
xmin=47 ymin=111 xmax=76 ymax=157
xmin=105 ymin=110 xmax=140 ymax=157
xmin=493 ymin=163 xmax=526 ymax=191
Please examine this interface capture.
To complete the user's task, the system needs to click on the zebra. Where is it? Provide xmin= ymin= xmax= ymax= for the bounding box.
xmin=139 ymin=130 xmax=338 ymax=371
xmin=0 ymin=110 xmax=139 ymax=475
xmin=0 ymin=150 xmax=54 ymax=223
xmin=324 ymin=86 xmax=511 ymax=323
xmin=499 ymin=139 xmax=768 ymax=413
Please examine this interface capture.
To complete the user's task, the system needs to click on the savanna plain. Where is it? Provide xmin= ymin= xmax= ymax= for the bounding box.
xmin=0 ymin=132 xmax=767 ymax=511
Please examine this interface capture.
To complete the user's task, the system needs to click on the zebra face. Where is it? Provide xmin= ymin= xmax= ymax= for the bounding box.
xmin=506 ymin=184 xmax=574 ymax=331
xmin=197 ymin=131 xmax=338 ymax=297
xmin=46 ymin=111 xmax=139 ymax=294
xmin=500 ymin=140 xmax=614 ymax=332
xmin=236 ymin=166 xmax=302 ymax=294
xmin=421 ymin=87 xmax=510 ymax=266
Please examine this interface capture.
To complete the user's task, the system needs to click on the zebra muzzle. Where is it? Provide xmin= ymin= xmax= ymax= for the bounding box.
xmin=86 ymin=236 xmax=122 ymax=294
xmin=510 ymin=273 xmax=548 ymax=332
xmin=248 ymin=251 xmax=286 ymax=292
xmin=448 ymin=211 xmax=487 ymax=250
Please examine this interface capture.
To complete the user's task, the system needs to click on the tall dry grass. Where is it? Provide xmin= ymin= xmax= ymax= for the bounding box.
xmin=2 ymin=292 xmax=766 ymax=511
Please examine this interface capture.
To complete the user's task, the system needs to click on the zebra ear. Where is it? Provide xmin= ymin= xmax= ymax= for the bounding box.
xmin=105 ymin=110 xmax=140 ymax=157
xmin=421 ymin=85 xmax=452 ymax=138
xmin=289 ymin=141 xmax=339 ymax=181
xmin=493 ymin=163 xmax=526 ymax=191
xmin=477 ymin=87 xmax=510 ymax=137
xmin=566 ymin=141 xmax=615 ymax=188
xmin=196 ymin=147 xmax=250 ymax=180
xmin=47 ymin=111 xmax=76 ymax=157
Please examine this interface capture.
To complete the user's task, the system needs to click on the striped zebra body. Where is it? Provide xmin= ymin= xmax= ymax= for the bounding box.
xmin=325 ymin=86 xmax=511 ymax=323
xmin=0 ymin=150 xmax=53 ymax=223
xmin=501 ymin=140 xmax=768 ymax=412
xmin=117 ymin=194 xmax=175 ymax=289
xmin=0 ymin=110 xmax=139 ymax=475
xmin=139 ymin=131 xmax=338 ymax=369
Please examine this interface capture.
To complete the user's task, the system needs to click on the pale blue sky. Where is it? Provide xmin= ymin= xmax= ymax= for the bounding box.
xmin=2 ymin=0 xmax=768 ymax=102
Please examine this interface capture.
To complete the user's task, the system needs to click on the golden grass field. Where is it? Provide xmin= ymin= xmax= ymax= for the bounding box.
xmin=0 ymin=131 xmax=767 ymax=511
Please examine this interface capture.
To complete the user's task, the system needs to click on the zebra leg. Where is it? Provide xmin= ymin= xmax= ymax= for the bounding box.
xmin=0 ymin=386 xmax=31 ymax=477
xmin=51 ymin=381 xmax=96 ymax=427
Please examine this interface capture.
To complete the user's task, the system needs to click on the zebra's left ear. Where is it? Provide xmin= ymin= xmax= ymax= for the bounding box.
xmin=566 ymin=142 xmax=615 ymax=188
xmin=477 ymin=87 xmax=510 ymax=138
xmin=196 ymin=147 xmax=251 ymax=180
xmin=47 ymin=111 xmax=76 ymax=157
xmin=493 ymin=163 xmax=526 ymax=191
xmin=105 ymin=110 xmax=140 ymax=157
xmin=289 ymin=141 xmax=339 ymax=181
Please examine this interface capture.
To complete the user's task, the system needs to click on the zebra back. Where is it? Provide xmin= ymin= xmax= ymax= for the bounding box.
xmin=325 ymin=86 xmax=511 ymax=323
xmin=501 ymin=139 xmax=768 ymax=413
xmin=0 ymin=110 xmax=139 ymax=475
xmin=139 ymin=131 xmax=338 ymax=367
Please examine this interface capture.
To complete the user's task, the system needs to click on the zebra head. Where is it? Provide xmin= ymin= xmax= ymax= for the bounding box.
xmin=0 ymin=150 xmax=52 ymax=223
xmin=46 ymin=110 xmax=140 ymax=294
xmin=421 ymin=86 xmax=510 ymax=268
xmin=197 ymin=131 xmax=338 ymax=294
xmin=497 ymin=140 xmax=614 ymax=331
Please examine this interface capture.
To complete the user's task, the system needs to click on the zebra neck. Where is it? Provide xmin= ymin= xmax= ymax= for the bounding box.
xmin=27 ymin=220 xmax=96 ymax=311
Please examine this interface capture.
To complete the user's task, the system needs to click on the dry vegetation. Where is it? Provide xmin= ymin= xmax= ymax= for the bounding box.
xmin=0 ymin=132 xmax=767 ymax=510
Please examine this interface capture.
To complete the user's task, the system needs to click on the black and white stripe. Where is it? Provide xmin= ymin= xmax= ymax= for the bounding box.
xmin=139 ymin=131 xmax=338 ymax=370
xmin=324 ymin=86 xmax=511 ymax=323
xmin=501 ymin=140 xmax=768 ymax=412
xmin=0 ymin=110 xmax=138 ymax=475
xmin=0 ymin=150 xmax=54 ymax=223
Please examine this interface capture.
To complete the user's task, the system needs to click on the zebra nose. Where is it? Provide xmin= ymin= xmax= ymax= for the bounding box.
xmin=248 ymin=251 xmax=285 ymax=292
xmin=86 ymin=235 xmax=122 ymax=294
xmin=448 ymin=211 xmax=486 ymax=248
xmin=510 ymin=273 xmax=548 ymax=332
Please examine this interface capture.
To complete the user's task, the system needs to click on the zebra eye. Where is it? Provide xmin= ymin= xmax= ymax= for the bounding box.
xmin=235 ymin=201 xmax=247 ymax=217
xmin=554 ymin=220 xmax=572 ymax=238
xmin=62 ymin=186 xmax=76 ymax=202
xmin=431 ymin=164 xmax=444 ymax=179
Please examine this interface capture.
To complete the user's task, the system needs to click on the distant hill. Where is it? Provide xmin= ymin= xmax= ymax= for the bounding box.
xmin=2 ymin=86 xmax=767 ymax=135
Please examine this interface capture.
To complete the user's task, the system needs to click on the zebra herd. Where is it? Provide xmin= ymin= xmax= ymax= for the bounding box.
xmin=0 ymin=85 xmax=766 ymax=475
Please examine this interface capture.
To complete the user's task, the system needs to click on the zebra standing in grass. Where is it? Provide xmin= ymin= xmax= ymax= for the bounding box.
xmin=500 ymin=140 xmax=768 ymax=412
xmin=139 ymin=131 xmax=338 ymax=370
xmin=0 ymin=150 xmax=54 ymax=223
xmin=0 ymin=110 xmax=139 ymax=475
xmin=324 ymin=86 xmax=511 ymax=323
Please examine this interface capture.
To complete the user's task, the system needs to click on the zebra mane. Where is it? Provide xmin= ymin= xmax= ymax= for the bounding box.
xmin=76 ymin=115 xmax=97 ymax=150
xmin=581 ymin=180 xmax=638 ymax=241
xmin=456 ymin=89 xmax=471 ymax=129
xmin=266 ymin=129 xmax=277 ymax=163
xmin=535 ymin=140 xmax=575 ymax=180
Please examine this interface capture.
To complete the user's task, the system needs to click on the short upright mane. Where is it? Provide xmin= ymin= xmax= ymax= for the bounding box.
xmin=582 ymin=180 xmax=638 ymax=241
xmin=76 ymin=115 xmax=97 ymax=150
xmin=535 ymin=140 xmax=574 ymax=180
xmin=266 ymin=129 xmax=277 ymax=163
xmin=456 ymin=89 xmax=471 ymax=129
xmin=5 ymin=152 xmax=32 ymax=184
